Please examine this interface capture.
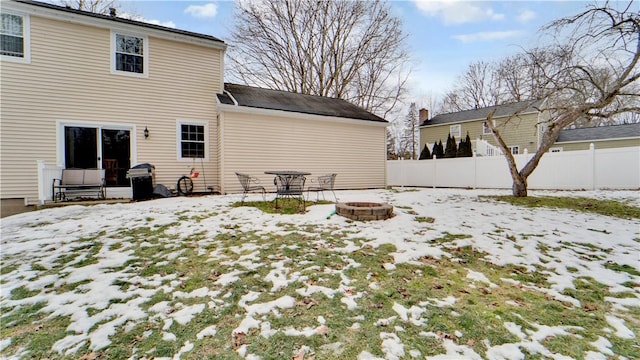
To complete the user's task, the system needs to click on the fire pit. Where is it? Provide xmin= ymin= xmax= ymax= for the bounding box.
xmin=335 ymin=202 xmax=394 ymax=221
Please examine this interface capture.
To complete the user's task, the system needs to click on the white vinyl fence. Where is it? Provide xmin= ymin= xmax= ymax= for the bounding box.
xmin=387 ymin=145 xmax=640 ymax=190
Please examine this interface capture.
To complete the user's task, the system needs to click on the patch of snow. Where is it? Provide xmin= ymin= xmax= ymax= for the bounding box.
xmin=380 ymin=332 xmax=405 ymax=360
xmin=605 ymin=315 xmax=635 ymax=339
xmin=196 ymin=325 xmax=217 ymax=339
xmin=466 ymin=269 xmax=498 ymax=288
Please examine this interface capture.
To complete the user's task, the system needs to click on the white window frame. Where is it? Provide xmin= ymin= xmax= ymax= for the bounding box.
xmin=110 ymin=30 xmax=148 ymax=78
xmin=511 ymin=146 xmax=520 ymax=155
xmin=482 ymin=121 xmax=493 ymax=135
xmin=450 ymin=124 xmax=461 ymax=138
xmin=0 ymin=11 xmax=30 ymax=64
xmin=176 ymin=120 xmax=209 ymax=161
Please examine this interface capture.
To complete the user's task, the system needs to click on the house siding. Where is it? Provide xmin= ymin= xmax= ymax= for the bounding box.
xmin=420 ymin=113 xmax=540 ymax=154
xmin=0 ymin=12 xmax=224 ymax=200
xmin=219 ymin=109 xmax=387 ymax=194
xmin=555 ymin=139 xmax=640 ymax=151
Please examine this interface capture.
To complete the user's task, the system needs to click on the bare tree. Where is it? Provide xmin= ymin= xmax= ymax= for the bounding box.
xmin=441 ymin=61 xmax=501 ymax=112
xmin=227 ymin=0 xmax=412 ymax=118
xmin=56 ymin=0 xmax=120 ymax=15
xmin=485 ymin=1 xmax=639 ymax=197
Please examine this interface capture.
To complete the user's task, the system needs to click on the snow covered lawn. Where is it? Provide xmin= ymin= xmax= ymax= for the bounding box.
xmin=1 ymin=188 xmax=638 ymax=359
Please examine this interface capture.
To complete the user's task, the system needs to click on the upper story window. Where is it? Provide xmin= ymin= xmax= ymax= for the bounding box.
xmin=482 ymin=121 xmax=492 ymax=135
xmin=450 ymin=124 xmax=461 ymax=138
xmin=111 ymin=31 xmax=148 ymax=77
xmin=511 ymin=146 xmax=520 ymax=155
xmin=1 ymin=12 xmax=30 ymax=63
xmin=177 ymin=120 xmax=208 ymax=160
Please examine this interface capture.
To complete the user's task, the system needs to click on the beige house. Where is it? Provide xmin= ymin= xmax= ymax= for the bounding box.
xmin=419 ymin=100 xmax=547 ymax=157
xmin=0 ymin=0 xmax=388 ymax=206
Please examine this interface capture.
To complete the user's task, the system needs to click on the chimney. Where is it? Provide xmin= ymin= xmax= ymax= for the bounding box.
xmin=419 ymin=108 xmax=429 ymax=123
xmin=109 ymin=8 xmax=117 ymax=17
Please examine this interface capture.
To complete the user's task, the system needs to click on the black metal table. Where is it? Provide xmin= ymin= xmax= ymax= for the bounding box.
xmin=264 ymin=171 xmax=311 ymax=211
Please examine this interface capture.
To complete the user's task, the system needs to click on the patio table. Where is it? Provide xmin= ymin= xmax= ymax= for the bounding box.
xmin=264 ymin=171 xmax=310 ymax=210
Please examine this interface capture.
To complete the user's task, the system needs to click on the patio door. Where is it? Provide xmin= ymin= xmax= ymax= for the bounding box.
xmin=64 ymin=126 xmax=131 ymax=187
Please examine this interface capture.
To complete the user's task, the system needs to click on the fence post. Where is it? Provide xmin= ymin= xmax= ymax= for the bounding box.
xmin=37 ymin=160 xmax=45 ymax=205
xmin=432 ymin=155 xmax=437 ymax=188
xmin=589 ymin=143 xmax=596 ymax=190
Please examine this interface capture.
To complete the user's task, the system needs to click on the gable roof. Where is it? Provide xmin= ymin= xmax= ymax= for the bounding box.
xmin=217 ymin=83 xmax=387 ymax=123
xmin=421 ymin=99 xmax=543 ymax=127
xmin=12 ymin=0 xmax=225 ymax=46
xmin=556 ymin=123 xmax=640 ymax=143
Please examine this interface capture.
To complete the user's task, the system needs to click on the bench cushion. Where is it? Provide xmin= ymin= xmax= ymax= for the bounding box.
xmin=61 ymin=169 xmax=85 ymax=185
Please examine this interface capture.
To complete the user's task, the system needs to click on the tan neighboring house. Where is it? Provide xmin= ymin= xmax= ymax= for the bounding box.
xmin=551 ymin=123 xmax=640 ymax=152
xmin=419 ymin=100 xmax=547 ymax=156
xmin=0 ymin=0 xmax=388 ymax=207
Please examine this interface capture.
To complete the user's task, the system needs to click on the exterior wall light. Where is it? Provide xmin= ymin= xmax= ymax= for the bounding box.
xmin=144 ymin=126 xmax=149 ymax=139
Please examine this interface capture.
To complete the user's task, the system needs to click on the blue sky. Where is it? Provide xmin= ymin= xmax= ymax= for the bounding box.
xmin=118 ymin=1 xmax=599 ymax=104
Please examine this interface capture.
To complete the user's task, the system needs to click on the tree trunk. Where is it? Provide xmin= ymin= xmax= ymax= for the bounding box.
xmin=512 ymin=174 xmax=528 ymax=197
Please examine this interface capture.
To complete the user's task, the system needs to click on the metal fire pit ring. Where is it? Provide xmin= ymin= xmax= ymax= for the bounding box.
xmin=335 ymin=202 xmax=394 ymax=221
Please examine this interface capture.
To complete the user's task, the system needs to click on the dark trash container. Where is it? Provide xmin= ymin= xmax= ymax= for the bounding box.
xmin=127 ymin=163 xmax=156 ymax=200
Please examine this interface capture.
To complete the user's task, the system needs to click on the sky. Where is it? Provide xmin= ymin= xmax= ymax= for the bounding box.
xmin=114 ymin=0 xmax=605 ymax=106
xmin=1 ymin=188 xmax=638 ymax=358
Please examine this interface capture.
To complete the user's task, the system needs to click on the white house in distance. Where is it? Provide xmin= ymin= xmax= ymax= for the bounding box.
xmin=0 ymin=0 xmax=388 ymax=209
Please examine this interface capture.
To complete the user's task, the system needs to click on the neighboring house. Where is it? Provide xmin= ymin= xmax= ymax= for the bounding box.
xmin=552 ymin=123 xmax=640 ymax=152
xmin=419 ymin=100 xmax=547 ymax=156
xmin=216 ymin=83 xmax=388 ymax=194
xmin=0 ymin=0 xmax=388 ymax=205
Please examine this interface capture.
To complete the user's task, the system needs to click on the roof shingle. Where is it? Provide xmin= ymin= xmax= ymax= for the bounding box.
xmin=217 ymin=83 xmax=387 ymax=123
xmin=556 ymin=123 xmax=640 ymax=142
xmin=421 ymin=100 xmax=543 ymax=126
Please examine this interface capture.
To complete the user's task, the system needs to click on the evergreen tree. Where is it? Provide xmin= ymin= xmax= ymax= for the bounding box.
xmin=432 ymin=140 xmax=444 ymax=159
xmin=419 ymin=144 xmax=431 ymax=160
xmin=444 ymin=134 xmax=457 ymax=158
xmin=464 ymin=132 xmax=473 ymax=157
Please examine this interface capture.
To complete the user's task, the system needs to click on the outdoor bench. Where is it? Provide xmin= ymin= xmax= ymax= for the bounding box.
xmin=52 ymin=168 xmax=106 ymax=202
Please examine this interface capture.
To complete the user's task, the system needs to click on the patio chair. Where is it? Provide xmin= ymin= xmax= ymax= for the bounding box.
xmin=235 ymin=172 xmax=266 ymax=204
xmin=274 ymin=174 xmax=306 ymax=211
xmin=307 ymin=173 xmax=337 ymax=202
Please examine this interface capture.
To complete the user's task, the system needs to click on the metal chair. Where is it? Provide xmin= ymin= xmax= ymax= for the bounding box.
xmin=235 ymin=172 xmax=266 ymax=204
xmin=307 ymin=173 xmax=337 ymax=202
xmin=274 ymin=174 xmax=306 ymax=211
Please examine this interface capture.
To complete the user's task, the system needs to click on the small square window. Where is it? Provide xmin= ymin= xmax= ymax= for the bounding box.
xmin=0 ymin=12 xmax=30 ymax=63
xmin=450 ymin=124 xmax=461 ymax=138
xmin=177 ymin=122 xmax=207 ymax=160
xmin=511 ymin=146 xmax=520 ymax=155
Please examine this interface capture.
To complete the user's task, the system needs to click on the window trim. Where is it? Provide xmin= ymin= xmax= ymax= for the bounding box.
xmin=0 ymin=11 xmax=30 ymax=64
xmin=450 ymin=124 xmax=461 ymax=138
xmin=176 ymin=120 xmax=209 ymax=161
xmin=110 ymin=30 xmax=148 ymax=78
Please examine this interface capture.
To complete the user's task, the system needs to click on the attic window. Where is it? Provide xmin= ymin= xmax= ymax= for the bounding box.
xmin=0 ymin=12 xmax=30 ymax=63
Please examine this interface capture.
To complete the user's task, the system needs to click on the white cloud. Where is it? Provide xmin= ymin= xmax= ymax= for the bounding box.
xmin=452 ymin=30 xmax=524 ymax=43
xmin=184 ymin=3 xmax=218 ymax=19
xmin=120 ymin=12 xmax=176 ymax=28
xmin=413 ymin=0 xmax=504 ymax=25
xmin=517 ymin=10 xmax=537 ymax=23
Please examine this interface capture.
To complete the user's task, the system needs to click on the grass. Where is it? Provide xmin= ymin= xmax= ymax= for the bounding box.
xmin=1 ymin=191 xmax=638 ymax=359
xmin=486 ymin=195 xmax=640 ymax=220
xmin=232 ymin=199 xmax=334 ymax=214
